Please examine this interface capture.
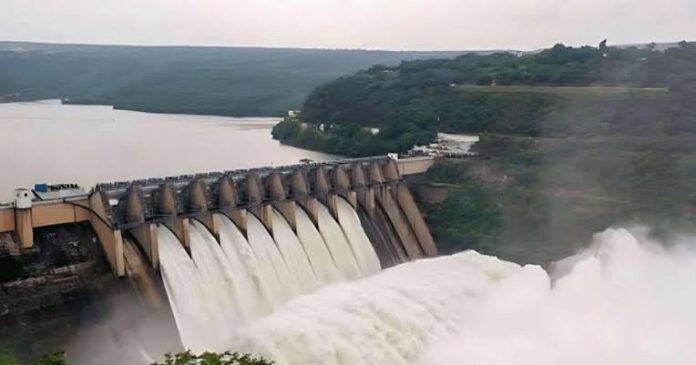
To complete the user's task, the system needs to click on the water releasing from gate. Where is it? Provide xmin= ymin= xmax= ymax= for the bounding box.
xmin=158 ymin=225 xmax=219 ymax=352
xmin=157 ymin=194 xmax=693 ymax=365
xmin=158 ymin=198 xmax=382 ymax=352
xmin=294 ymin=204 xmax=343 ymax=284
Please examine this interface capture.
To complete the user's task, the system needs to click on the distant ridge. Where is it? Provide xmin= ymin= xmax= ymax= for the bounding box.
xmin=0 ymin=41 xmax=478 ymax=116
xmin=0 ymin=40 xmax=514 ymax=55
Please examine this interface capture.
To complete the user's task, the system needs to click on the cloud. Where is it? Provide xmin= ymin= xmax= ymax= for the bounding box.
xmin=1 ymin=0 xmax=694 ymax=50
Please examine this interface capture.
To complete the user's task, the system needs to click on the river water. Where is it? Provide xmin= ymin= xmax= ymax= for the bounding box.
xmin=0 ymin=100 xmax=333 ymax=202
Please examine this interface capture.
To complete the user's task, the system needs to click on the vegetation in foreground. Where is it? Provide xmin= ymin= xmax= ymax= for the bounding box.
xmin=0 ymin=351 xmax=272 ymax=365
xmin=152 ymin=351 xmax=273 ymax=365
xmin=0 ymin=352 xmax=66 ymax=365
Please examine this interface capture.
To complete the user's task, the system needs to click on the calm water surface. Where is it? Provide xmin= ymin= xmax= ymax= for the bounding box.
xmin=0 ymin=101 xmax=334 ymax=201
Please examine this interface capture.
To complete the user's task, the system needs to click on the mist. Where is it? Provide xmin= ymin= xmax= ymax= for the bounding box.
xmin=210 ymin=227 xmax=696 ymax=364
xmin=62 ymin=281 xmax=181 ymax=365
xmin=424 ymin=228 xmax=696 ymax=364
xmin=48 ymin=223 xmax=696 ymax=365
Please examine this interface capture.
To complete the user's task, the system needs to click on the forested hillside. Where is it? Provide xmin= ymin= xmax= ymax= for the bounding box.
xmin=273 ymin=42 xmax=696 ymax=155
xmin=272 ymin=42 xmax=696 ymax=263
xmin=0 ymin=42 xmax=462 ymax=116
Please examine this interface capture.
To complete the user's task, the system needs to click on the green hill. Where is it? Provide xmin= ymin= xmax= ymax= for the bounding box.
xmin=271 ymin=41 xmax=696 ymax=263
xmin=273 ymin=42 xmax=696 ymax=155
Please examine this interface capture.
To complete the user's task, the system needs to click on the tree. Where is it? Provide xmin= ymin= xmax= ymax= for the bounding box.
xmin=0 ymin=352 xmax=21 ymax=365
xmin=0 ymin=351 xmax=272 ymax=365
xmin=425 ymin=182 xmax=502 ymax=254
xmin=152 ymin=351 xmax=273 ymax=365
xmin=0 ymin=352 xmax=68 ymax=365
xmin=599 ymin=39 xmax=608 ymax=50
xmin=34 ymin=353 xmax=67 ymax=365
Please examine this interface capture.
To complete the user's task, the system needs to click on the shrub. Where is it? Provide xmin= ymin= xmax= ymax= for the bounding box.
xmin=152 ymin=351 xmax=273 ymax=365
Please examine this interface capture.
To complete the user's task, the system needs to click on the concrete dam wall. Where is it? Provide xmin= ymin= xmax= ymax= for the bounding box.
xmin=0 ymin=156 xmax=436 ymax=280
xmin=0 ymin=156 xmax=438 ymax=356
xmin=98 ymin=156 xmax=437 ymax=275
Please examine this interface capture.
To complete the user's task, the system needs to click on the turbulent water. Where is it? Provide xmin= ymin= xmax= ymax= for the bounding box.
xmin=295 ymin=205 xmax=343 ymax=284
xmin=157 ymin=226 xmax=216 ymax=352
xmin=158 ymin=199 xmax=381 ymax=353
xmin=160 ymin=205 xmax=696 ymax=365
xmin=231 ymin=228 xmax=696 ymax=365
xmin=335 ymin=198 xmax=381 ymax=275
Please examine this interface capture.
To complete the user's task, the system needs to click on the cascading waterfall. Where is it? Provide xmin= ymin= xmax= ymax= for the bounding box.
xmin=161 ymin=216 xmax=696 ymax=365
xmin=270 ymin=209 xmax=320 ymax=294
xmin=335 ymin=197 xmax=381 ymax=275
xmin=294 ymin=205 xmax=343 ymax=284
xmin=316 ymin=202 xmax=363 ymax=279
xmin=246 ymin=213 xmax=298 ymax=304
xmin=228 ymin=228 xmax=696 ymax=365
xmin=157 ymin=225 xmax=219 ymax=353
xmin=187 ymin=221 xmax=242 ymax=343
xmin=157 ymin=201 xmax=382 ymax=353
xmin=213 ymin=214 xmax=271 ymax=318
xmin=231 ymin=250 xmax=517 ymax=365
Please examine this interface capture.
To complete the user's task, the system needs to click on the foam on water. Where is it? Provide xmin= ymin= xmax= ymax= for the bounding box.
xmin=420 ymin=228 xmax=696 ymax=365
xmin=163 ymin=203 xmax=695 ymax=365
xmin=229 ymin=228 xmax=696 ymax=365
xmin=159 ymin=202 xmax=381 ymax=353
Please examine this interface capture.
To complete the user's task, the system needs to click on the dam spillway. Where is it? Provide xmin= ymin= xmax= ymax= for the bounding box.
xmin=0 ymin=156 xmax=437 ymax=353
xmin=158 ymin=198 xmax=383 ymax=352
xmin=0 ymin=156 xmax=436 ymax=276
xmin=94 ymin=156 xmax=437 ymax=274
xmin=98 ymin=156 xmax=437 ymax=351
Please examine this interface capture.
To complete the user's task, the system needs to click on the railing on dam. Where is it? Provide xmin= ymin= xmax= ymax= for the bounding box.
xmin=0 ymin=156 xmax=436 ymax=277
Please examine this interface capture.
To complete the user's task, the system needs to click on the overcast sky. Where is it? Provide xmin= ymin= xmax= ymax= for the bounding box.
xmin=1 ymin=0 xmax=694 ymax=51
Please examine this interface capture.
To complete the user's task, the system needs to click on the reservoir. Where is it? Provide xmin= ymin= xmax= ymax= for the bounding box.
xmin=0 ymin=100 xmax=333 ymax=201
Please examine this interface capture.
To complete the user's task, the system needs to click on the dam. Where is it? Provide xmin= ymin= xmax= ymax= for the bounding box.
xmin=0 ymin=156 xmax=435 ymax=275
xmin=0 ymin=155 xmax=438 ymax=352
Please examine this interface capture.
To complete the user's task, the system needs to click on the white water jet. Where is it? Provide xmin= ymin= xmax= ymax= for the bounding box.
xmin=246 ymin=213 xmax=299 ymax=303
xmin=228 ymin=228 xmax=696 ymax=365
xmin=420 ymin=228 xmax=696 ymax=365
xmin=158 ymin=201 xmax=696 ymax=365
xmin=157 ymin=225 xmax=219 ymax=353
xmin=271 ymin=209 xmax=320 ymax=293
xmin=295 ymin=205 xmax=343 ymax=284
xmin=335 ymin=197 xmax=381 ymax=275
xmin=232 ymin=250 xmax=519 ymax=365
xmin=214 ymin=213 xmax=271 ymax=318
xmin=188 ymin=220 xmax=241 ymax=344
xmin=316 ymin=203 xmax=362 ymax=280
xmin=159 ymin=202 xmax=387 ymax=354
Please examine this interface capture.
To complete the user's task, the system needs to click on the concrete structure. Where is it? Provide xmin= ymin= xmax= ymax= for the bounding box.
xmin=0 ymin=156 xmax=436 ymax=277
